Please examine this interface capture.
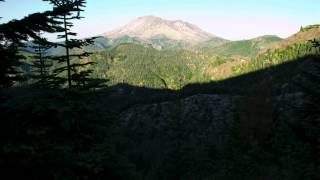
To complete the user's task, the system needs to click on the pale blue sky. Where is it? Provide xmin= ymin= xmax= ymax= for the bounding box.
xmin=1 ymin=0 xmax=319 ymax=40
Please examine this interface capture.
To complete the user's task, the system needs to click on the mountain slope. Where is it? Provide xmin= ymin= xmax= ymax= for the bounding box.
xmin=199 ymin=35 xmax=282 ymax=58
xmin=271 ymin=25 xmax=320 ymax=49
xmin=89 ymin=43 xmax=228 ymax=89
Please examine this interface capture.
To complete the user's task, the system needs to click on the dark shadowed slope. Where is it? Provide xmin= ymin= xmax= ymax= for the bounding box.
xmin=1 ymin=55 xmax=319 ymax=180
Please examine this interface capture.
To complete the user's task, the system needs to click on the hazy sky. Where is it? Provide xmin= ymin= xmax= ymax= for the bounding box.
xmin=1 ymin=0 xmax=320 ymax=40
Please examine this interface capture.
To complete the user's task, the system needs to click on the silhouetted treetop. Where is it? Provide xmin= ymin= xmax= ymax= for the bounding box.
xmin=1 ymin=13 xmax=61 ymax=44
xmin=44 ymin=0 xmax=86 ymax=19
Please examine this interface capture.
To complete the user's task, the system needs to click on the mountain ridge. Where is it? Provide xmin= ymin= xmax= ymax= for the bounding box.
xmin=198 ymin=35 xmax=283 ymax=58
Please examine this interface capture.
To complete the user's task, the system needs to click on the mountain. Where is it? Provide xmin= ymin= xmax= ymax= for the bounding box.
xmin=103 ymin=16 xmax=227 ymax=49
xmin=48 ymin=15 xmax=229 ymax=54
xmin=104 ymin=16 xmax=213 ymax=42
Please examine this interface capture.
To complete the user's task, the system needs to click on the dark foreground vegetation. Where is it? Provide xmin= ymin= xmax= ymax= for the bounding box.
xmin=0 ymin=0 xmax=319 ymax=179
xmin=1 ymin=55 xmax=319 ymax=180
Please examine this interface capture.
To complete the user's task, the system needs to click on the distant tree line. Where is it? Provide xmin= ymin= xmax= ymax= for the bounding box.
xmin=300 ymin=24 xmax=320 ymax=32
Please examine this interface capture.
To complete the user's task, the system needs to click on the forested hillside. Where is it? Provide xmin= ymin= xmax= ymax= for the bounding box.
xmin=89 ymin=43 xmax=228 ymax=89
xmin=85 ymin=29 xmax=319 ymax=90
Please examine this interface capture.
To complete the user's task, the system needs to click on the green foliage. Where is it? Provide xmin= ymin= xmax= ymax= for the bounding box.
xmin=89 ymin=44 xmax=224 ymax=89
xmin=209 ymin=40 xmax=259 ymax=57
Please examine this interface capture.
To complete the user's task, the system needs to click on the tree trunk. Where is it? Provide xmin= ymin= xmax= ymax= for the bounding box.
xmin=63 ymin=15 xmax=72 ymax=88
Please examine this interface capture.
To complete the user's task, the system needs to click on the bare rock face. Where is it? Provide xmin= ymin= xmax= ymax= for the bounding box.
xmin=104 ymin=16 xmax=215 ymax=43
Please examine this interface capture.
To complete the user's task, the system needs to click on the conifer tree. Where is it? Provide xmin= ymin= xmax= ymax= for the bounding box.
xmin=29 ymin=31 xmax=55 ymax=87
xmin=300 ymin=26 xmax=304 ymax=32
xmin=45 ymin=0 xmax=99 ymax=89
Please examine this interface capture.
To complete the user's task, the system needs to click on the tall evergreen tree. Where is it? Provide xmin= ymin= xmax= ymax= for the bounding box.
xmin=45 ymin=0 xmax=98 ymax=89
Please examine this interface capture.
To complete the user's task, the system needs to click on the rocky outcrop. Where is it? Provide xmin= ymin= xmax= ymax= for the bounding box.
xmin=119 ymin=94 xmax=239 ymax=153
